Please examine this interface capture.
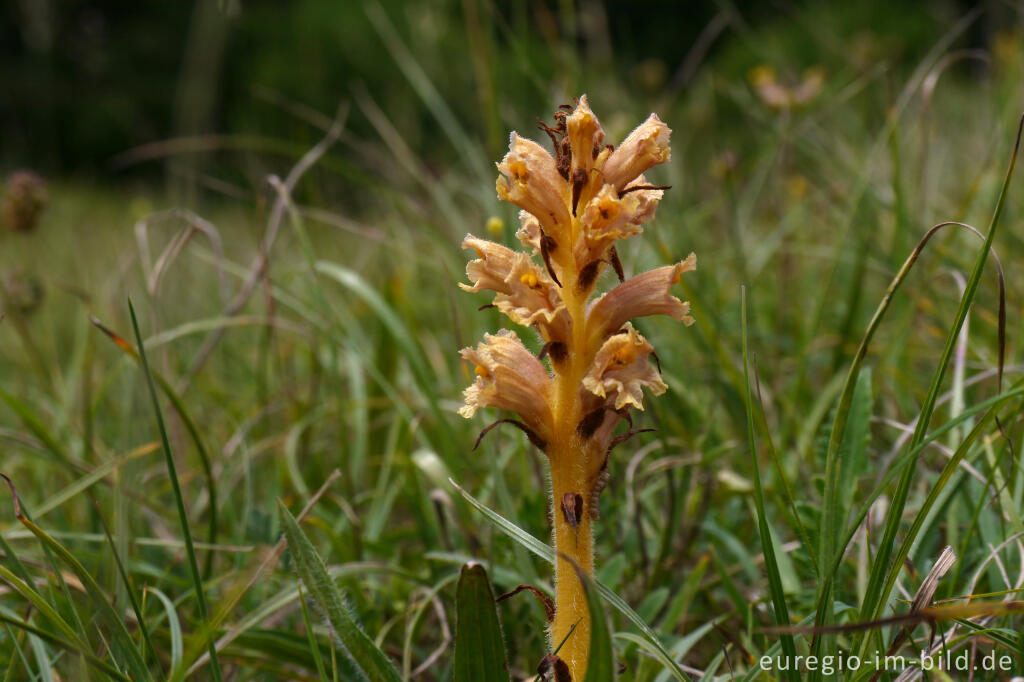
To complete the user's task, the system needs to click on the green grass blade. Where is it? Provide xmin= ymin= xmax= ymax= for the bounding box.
xmin=0 ymin=609 xmax=131 ymax=682
xmin=858 ymin=115 xmax=1023 ymax=651
xmin=576 ymin=560 xmax=614 ymax=682
xmin=127 ymin=299 xmax=222 ymax=681
xmin=453 ymin=563 xmax=510 ymax=682
xmin=298 ymin=584 xmax=330 ymax=682
xmin=90 ymin=315 xmax=219 ymax=578
xmin=277 ymin=499 xmax=402 ymax=682
xmin=3 ymin=512 xmax=152 ymax=680
xmin=146 ymin=587 xmax=184 ymax=680
xmin=740 ymin=287 xmax=799 ymax=681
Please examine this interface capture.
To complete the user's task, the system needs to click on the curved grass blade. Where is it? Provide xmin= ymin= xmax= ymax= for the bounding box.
xmin=740 ymin=287 xmax=798 ymax=682
xmin=277 ymin=499 xmax=402 ymax=682
xmin=453 ymin=563 xmax=510 ymax=682
xmin=857 ymin=115 xmax=1023 ymax=654
xmin=90 ymin=314 xmax=219 ymax=578
xmin=147 ymin=587 xmax=184 ymax=679
xmin=0 ymin=476 xmax=152 ymax=681
xmin=127 ymin=300 xmax=222 ymax=681
xmin=0 ymin=608 xmax=132 ymax=682
xmin=814 ymin=214 xmax=1020 ymax=655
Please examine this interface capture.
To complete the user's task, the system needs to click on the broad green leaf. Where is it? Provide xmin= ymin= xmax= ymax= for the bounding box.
xmin=453 ymin=563 xmax=509 ymax=682
xmin=277 ymin=500 xmax=402 ymax=682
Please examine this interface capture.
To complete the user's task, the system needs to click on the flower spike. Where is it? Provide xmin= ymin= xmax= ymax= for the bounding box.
xmin=457 ymin=96 xmax=696 ymax=680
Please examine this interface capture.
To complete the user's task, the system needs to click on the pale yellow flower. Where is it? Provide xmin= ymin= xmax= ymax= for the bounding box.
xmin=600 ymin=114 xmax=671 ymax=190
xmin=587 ymin=254 xmax=696 ymax=346
xmin=515 ymin=210 xmax=543 ymax=254
xmin=493 ymin=253 xmax=571 ymax=343
xmin=459 ymin=96 xmax=697 ymax=680
xmin=459 ymin=330 xmax=554 ymax=442
xmin=582 ymin=324 xmax=666 ymax=411
xmin=565 ymin=94 xmax=605 ymax=175
xmin=496 ymin=133 xmax=571 ymax=235
xmin=460 ymin=235 xmax=520 ymax=295
xmin=575 ymin=181 xmax=662 ymax=266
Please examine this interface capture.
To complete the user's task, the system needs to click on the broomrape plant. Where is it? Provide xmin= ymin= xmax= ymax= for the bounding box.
xmin=458 ymin=96 xmax=696 ymax=678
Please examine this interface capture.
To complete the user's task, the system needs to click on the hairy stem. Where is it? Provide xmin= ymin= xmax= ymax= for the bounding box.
xmin=549 ymin=209 xmax=597 ymax=678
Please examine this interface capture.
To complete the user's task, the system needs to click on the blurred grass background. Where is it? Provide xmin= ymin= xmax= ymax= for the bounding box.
xmin=1 ymin=1 xmax=1024 ymax=680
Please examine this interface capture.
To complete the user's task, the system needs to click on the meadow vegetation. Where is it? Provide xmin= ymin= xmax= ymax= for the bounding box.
xmin=1 ymin=3 xmax=1023 ymax=680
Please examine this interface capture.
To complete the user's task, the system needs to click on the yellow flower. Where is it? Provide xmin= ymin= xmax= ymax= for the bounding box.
xmin=587 ymin=254 xmax=696 ymax=347
xmin=565 ymin=94 xmax=605 ymax=176
xmin=459 ymin=96 xmax=696 ymax=680
xmin=459 ymin=330 xmax=554 ymax=443
xmin=582 ymin=323 xmax=666 ymax=411
xmin=496 ymin=133 xmax=571 ymax=235
xmin=600 ymin=113 xmax=671 ymax=190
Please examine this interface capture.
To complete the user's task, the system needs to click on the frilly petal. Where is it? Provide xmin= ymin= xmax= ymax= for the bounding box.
xmin=496 ymin=133 xmax=571 ymax=235
xmin=588 ymin=254 xmax=696 ymax=346
xmin=601 ymin=114 xmax=671 ymax=190
xmin=582 ymin=324 xmax=666 ymax=411
xmin=459 ymin=330 xmax=553 ymax=439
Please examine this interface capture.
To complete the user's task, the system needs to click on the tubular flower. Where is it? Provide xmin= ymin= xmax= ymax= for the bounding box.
xmin=459 ymin=330 xmax=554 ymax=443
xmin=457 ymin=96 xmax=696 ymax=680
xmin=496 ymin=133 xmax=571 ymax=234
xmin=582 ymin=324 xmax=666 ymax=411
xmin=587 ymin=254 xmax=696 ymax=346
xmin=601 ymin=113 xmax=671 ymax=190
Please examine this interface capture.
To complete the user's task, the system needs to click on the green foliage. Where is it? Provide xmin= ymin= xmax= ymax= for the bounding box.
xmin=1 ymin=2 xmax=1024 ymax=680
xmin=279 ymin=500 xmax=402 ymax=682
xmin=453 ymin=563 xmax=509 ymax=682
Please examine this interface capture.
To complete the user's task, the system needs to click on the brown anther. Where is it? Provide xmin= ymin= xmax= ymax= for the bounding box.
xmin=576 ymin=259 xmax=601 ymax=293
xmin=540 ymin=234 xmax=561 ymax=287
xmin=650 ymin=348 xmax=662 ymax=374
xmin=608 ymin=245 xmax=625 ymax=282
xmin=571 ymin=167 xmax=587 ymax=216
xmin=592 ymin=141 xmax=602 ymax=160
xmin=477 ymin=303 xmax=497 ymax=311
xmin=576 ymin=408 xmax=607 ymax=439
xmin=561 ymin=492 xmax=584 ymax=532
xmin=557 ymin=147 xmax=571 ymax=180
xmin=620 ymin=184 xmax=671 ymax=196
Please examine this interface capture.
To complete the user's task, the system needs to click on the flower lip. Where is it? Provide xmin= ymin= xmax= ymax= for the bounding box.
xmin=496 ymin=133 xmax=571 ymax=236
xmin=587 ymin=253 xmax=696 ymax=348
xmin=458 ymin=329 xmax=554 ymax=441
xmin=601 ymin=113 xmax=672 ymax=191
xmin=460 ymin=234 xmax=519 ymax=295
xmin=582 ymin=324 xmax=666 ymax=411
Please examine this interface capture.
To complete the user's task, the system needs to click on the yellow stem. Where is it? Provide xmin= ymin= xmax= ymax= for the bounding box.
xmin=550 ymin=434 xmax=594 ymax=678
xmin=548 ymin=206 xmax=599 ymax=679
